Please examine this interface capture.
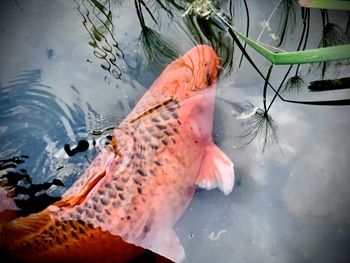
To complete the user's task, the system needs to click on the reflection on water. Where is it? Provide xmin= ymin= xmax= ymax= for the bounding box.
xmin=74 ymin=0 xmax=129 ymax=79
xmin=0 ymin=0 xmax=350 ymax=262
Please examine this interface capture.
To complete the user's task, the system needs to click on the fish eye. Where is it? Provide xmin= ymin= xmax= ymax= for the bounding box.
xmin=206 ymin=73 xmax=212 ymax=85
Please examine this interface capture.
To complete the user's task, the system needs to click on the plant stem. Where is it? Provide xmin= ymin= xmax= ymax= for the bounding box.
xmin=299 ymin=0 xmax=350 ymax=11
xmin=212 ymin=8 xmax=350 ymax=65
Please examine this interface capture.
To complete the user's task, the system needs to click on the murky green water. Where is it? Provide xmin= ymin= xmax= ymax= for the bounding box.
xmin=1 ymin=0 xmax=350 ymax=262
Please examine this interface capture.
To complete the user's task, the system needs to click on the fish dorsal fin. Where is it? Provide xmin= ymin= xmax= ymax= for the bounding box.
xmin=54 ymin=169 xmax=106 ymax=208
xmin=128 ymin=97 xmax=174 ymax=124
xmin=124 ymin=93 xmax=175 ymax=125
xmin=196 ymin=143 xmax=235 ymax=195
xmin=59 ymin=145 xmax=119 ymax=208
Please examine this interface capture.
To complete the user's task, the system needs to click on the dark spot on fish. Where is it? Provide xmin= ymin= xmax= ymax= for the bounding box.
xmin=137 ymin=187 xmax=143 ymax=194
xmin=154 ymin=160 xmax=161 ymax=166
xmin=86 ymin=210 xmax=94 ymax=219
xmin=127 ymin=216 xmax=131 ymax=220
xmin=195 ymin=140 xmax=198 ymax=144
xmin=121 ymin=176 xmax=129 ymax=183
xmin=61 ymin=223 xmax=67 ymax=232
xmin=104 ymin=208 xmax=111 ymax=215
xmin=93 ymin=203 xmax=102 ymax=213
xmin=160 ymin=113 xmax=170 ymax=121
xmin=105 ymin=182 xmax=113 ymax=189
xmin=155 ymin=124 xmax=166 ymax=130
xmin=100 ymin=198 xmax=109 ymax=206
xmin=114 ymin=183 xmax=123 ymax=191
xmin=150 ymin=144 xmax=159 ymax=150
xmin=56 ymin=237 xmax=62 ymax=245
xmin=143 ymin=224 xmax=150 ymax=234
xmin=137 ymin=169 xmax=147 ymax=177
xmin=164 ymin=130 xmax=173 ymax=136
xmin=172 ymin=138 xmax=176 ymax=144
xmin=171 ymin=111 xmax=179 ymax=119
xmin=84 ymin=202 xmax=92 ymax=209
xmin=137 ymin=153 xmax=146 ymax=160
xmin=146 ymin=126 xmax=155 ymax=133
xmin=112 ymin=201 xmax=121 ymax=208
xmin=62 ymin=234 xmax=68 ymax=241
xmin=173 ymin=127 xmax=179 ymax=134
xmin=127 ymin=152 xmax=134 ymax=159
xmin=96 ymin=215 xmax=104 ymax=223
xmin=151 ymin=132 xmax=163 ymax=139
xmin=76 ymin=206 xmax=83 ymax=214
xmin=77 ymin=220 xmax=85 ymax=226
xmin=161 ymin=139 xmax=168 ymax=146
xmin=119 ymin=193 xmax=126 ymax=200
xmin=64 ymin=221 xmax=71 ymax=227
xmin=151 ymin=117 xmax=160 ymax=122
xmin=71 ymin=230 xmax=79 ymax=240
xmin=142 ymin=135 xmax=151 ymax=142
xmin=133 ymin=177 xmax=141 ymax=185
xmin=92 ymin=196 xmax=99 ymax=203
xmin=78 ymin=226 xmax=85 ymax=234
xmin=107 ymin=190 xmax=117 ymax=199
xmin=149 ymin=169 xmax=156 ymax=175
xmin=98 ymin=189 xmax=105 ymax=196
xmin=177 ymin=120 xmax=182 ymax=125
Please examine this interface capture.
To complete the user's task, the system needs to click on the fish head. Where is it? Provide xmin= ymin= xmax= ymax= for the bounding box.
xmin=171 ymin=45 xmax=220 ymax=99
xmin=183 ymin=44 xmax=220 ymax=92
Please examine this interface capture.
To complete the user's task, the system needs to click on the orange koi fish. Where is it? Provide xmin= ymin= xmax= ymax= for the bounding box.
xmin=0 ymin=45 xmax=234 ymax=262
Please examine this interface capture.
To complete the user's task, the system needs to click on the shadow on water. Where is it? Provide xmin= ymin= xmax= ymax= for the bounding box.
xmin=0 ymin=155 xmax=64 ymax=217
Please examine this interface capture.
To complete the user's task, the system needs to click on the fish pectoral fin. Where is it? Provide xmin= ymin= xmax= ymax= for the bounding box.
xmin=54 ymin=169 xmax=107 ymax=208
xmin=140 ymin=227 xmax=185 ymax=263
xmin=196 ymin=143 xmax=234 ymax=195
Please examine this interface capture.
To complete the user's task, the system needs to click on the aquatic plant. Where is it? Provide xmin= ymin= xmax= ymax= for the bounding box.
xmin=135 ymin=0 xmax=180 ymax=69
xmin=74 ymin=0 xmax=127 ymax=79
xmin=239 ymin=107 xmax=279 ymax=152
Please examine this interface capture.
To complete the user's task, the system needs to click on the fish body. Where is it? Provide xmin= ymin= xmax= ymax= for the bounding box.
xmin=0 ymin=45 xmax=234 ymax=262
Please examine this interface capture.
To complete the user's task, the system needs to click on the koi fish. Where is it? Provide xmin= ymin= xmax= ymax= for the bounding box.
xmin=0 ymin=45 xmax=234 ymax=262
